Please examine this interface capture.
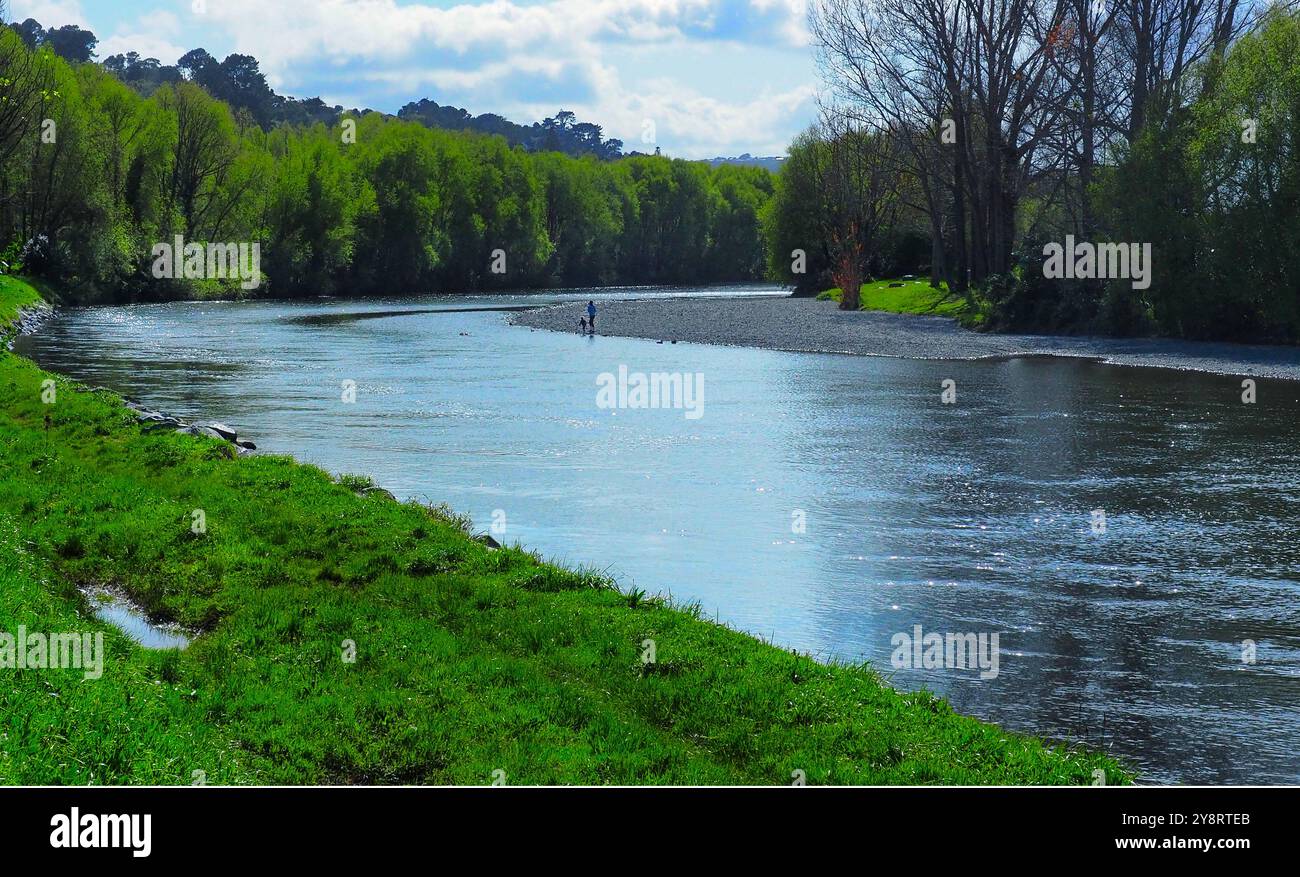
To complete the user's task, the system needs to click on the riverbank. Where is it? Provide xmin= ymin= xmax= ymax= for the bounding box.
xmin=0 ymin=276 xmax=1130 ymax=785
xmin=0 ymin=275 xmax=52 ymax=347
xmin=512 ymin=294 xmax=1300 ymax=380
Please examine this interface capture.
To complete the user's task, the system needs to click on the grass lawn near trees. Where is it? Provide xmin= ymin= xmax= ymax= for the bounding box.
xmin=818 ymin=278 xmax=973 ymax=320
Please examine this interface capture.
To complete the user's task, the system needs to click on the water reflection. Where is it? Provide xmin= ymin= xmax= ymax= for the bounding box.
xmin=85 ymin=590 xmax=191 ymax=650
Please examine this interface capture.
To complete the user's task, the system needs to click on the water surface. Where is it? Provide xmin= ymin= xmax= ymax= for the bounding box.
xmin=84 ymin=589 xmax=192 ymax=650
xmin=17 ymin=285 xmax=1300 ymax=784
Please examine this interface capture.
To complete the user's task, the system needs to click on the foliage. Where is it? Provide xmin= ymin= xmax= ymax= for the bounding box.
xmin=1096 ymin=7 xmax=1300 ymax=341
xmin=802 ymin=0 xmax=1300 ymax=343
xmin=0 ymin=33 xmax=775 ymax=300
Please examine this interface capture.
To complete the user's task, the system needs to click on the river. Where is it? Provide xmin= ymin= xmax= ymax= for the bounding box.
xmin=16 ymin=284 xmax=1300 ymax=784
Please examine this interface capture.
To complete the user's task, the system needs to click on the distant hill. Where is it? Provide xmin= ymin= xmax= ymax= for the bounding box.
xmin=12 ymin=14 xmax=776 ymax=166
xmin=397 ymin=100 xmax=623 ymax=160
xmin=103 ymin=54 xmax=625 ymax=160
xmin=707 ymin=154 xmax=785 ymax=173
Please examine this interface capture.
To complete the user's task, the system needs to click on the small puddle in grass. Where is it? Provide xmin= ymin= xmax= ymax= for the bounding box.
xmin=83 ymin=588 xmax=192 ymax=650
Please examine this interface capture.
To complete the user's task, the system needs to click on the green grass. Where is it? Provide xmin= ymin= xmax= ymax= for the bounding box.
xmin=0 ymin=276 xmax=1130 ymax=785
xmin=0 ymin=274 xmax=45 ymax=335
xmin=0 ymin=519 xmax=245 ymax=784
xmin=819 ymin=278 xmax=972 ymax=319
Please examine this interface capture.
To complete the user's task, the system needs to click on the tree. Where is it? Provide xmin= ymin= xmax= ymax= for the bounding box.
xmin=708 ymin=163 xmax=774 ymax=280
xmin=13 ymin=18 xmax=43 ymax=50
xmin=807 ymin=0 xmax=1263 ymax=314
xmin=44 ymin=25 xmax=97 ymax=63
xmin=214 ymin=54 xmax=274 ymax=127
xmin=152 ymin=81 xmax=240 ymax=235
xmin=814 ymin=115 xmax=904 ymax=309
xmin=0 ymin=28 xmax=53 ymax=168
xmin=348 ymin=117 xmax=445 ymax=290
xmin=763 ymin=131 xmax=833 ymax=290
xmin=263 ymin=125 xmax=360 ymax=292
xmin=535 ymin=153 xmax=623 ymax=284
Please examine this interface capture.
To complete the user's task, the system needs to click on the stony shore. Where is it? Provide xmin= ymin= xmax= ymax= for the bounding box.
xmin=4 ymin=302 xmax=53 ymax=349
xmin=9 ymin=302 xmax=257 ymax=454
xmin=511 ymin=295 xmax=1300 ymax=380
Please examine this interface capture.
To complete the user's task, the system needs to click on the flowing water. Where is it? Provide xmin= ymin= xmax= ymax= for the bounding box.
xmin=16 ymin=285 xmax=1300 ymax=784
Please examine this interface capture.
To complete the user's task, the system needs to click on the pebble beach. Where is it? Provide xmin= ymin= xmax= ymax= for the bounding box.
xmin=511 ymin=294 xmax=1300 ymax=381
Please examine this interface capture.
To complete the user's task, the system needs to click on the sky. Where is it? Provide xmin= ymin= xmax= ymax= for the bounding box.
xmin=11 ymin=0 xmax=820 ymax=159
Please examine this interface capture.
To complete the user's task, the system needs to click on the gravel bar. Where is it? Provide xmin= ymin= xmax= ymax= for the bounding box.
xmin=510 ymin=294 xmax=1300 ymax=380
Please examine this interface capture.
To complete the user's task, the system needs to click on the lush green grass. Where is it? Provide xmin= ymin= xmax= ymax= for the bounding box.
xmin=0 ymin=274 xmax=45 ymax=335
xmin=0 ymin=519 xmax=246 ymax=784
xmin=819 ymin=278 xmax=974 ymax=320
xmin=0 ymin=276 xmax=1130 ymax=785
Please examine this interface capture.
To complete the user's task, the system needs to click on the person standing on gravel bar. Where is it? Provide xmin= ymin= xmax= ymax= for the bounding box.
xmin=587 ymin=300 xmax=597 ymax=331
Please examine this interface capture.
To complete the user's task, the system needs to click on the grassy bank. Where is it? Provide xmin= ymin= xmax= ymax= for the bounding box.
xmin=819 ymin=278 xmax=977 ymax=323
xmin=0 ymin=276 xmax=1130 ymax=784
xmin=0 ymin=275 xmax=46 ymax=331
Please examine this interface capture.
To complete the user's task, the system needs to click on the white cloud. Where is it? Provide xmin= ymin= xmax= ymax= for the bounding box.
xmin=756 ymin=0 xmax=813 ymax=47
xmin=10 ymin=0 xmax=88 ymax=26
xmin=98 ymin=11 xmax=186 ymax=65
xmin=189 ymin=0 xmax=807 ymax=74
xmin=577 ymin=67 xmax=815 ymax=158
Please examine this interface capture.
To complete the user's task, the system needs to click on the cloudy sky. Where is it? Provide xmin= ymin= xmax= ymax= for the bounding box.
xmin=13 ymin=0 xmax=819 ymax=159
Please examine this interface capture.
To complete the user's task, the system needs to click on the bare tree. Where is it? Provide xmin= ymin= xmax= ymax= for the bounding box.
xmin=1117 ymin=0 xmax=1257 ymax=137
xmin=812 ymin=0 xmax=978 ymax=290
xmin=810 ymin=0 xmax=1271 ymax=295
xmin=813 ymin=0 xmax=1075 ymax=286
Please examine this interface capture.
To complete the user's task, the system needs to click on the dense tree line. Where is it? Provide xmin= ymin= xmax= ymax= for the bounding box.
xmin=102 ymin=49 xmax=350 ymax=131
xmin=100 ymin=44 xmax=625 ymax=159
xmin=770 ymin=0 xmax=1300 ymax=342
xmin=0 ymin=28 xmax=773 ymax=301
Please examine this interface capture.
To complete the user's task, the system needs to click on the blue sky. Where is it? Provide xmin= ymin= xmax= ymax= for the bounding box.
xmin=14 ymin=0 xmax=820 ymax=158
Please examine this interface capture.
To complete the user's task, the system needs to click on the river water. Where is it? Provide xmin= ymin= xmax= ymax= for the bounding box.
xmin=16 ymin=285 xmax=1300 ymax=784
